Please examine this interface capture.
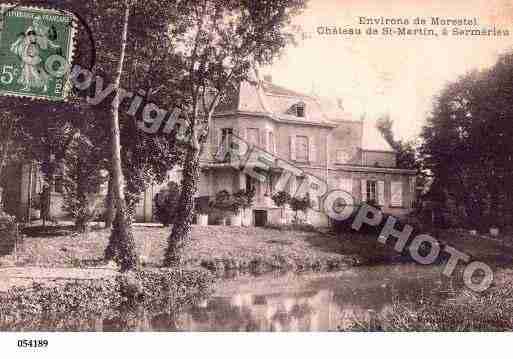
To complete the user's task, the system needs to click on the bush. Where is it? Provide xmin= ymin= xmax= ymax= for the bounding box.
xmin=62 ymin=136 xmax=106 ymax=232
xmin=346 ymin=285 xmax=513 ymax=331
xmin=233 ymin=188 xmax=255 ymax=214
xmin=290 ymin=194 xmax=312 ymax=223
xmin=153 ymin=181 xmax=181 ymax=226
xmin=210 ymin=190 xmax=237 ymax=220
xmin=0 ymin=212 xmax=17 ymax=255
xmin=0 ymin=268 xmax=215 ymax=331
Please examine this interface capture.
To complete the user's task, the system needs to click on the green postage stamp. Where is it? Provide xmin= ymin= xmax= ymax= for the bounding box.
xmin=0 ymin=4 xmax=76 ymax=101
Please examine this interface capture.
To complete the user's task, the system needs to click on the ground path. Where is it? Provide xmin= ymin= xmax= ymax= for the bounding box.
xmin=0 ymin=266 xmax=118 ymax=292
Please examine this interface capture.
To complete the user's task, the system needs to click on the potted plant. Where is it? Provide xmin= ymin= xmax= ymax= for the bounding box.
xmin=153 ymin=181 xmax=180 ymax=227
xmin=229 ymin=201 xmax=242 ymax=226
xmin=234 ymin=188 xmax=255 ymax=227
xmin=290 ymin=193 xmax=312 ymax=225
xmin=194 ymin=196 xmax=210 ymax=226
xmin=212 ymin=190 xmax=232 ymax=225
xmin=197 ymin=208 xmax=209 ymax=226
xmin=272 ymin=191 xmax=291 ymax=225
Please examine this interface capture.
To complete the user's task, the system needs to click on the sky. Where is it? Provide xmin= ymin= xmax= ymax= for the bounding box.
xmin=263 ymin=0 xmax=513 ymax=141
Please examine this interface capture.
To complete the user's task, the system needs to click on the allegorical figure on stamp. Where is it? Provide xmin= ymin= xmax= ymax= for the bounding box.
xmin=9 ymin=16 xmax=61 ymax=93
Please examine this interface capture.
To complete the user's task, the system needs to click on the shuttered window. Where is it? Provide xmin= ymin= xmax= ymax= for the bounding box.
xmin=391 ymin=181 xmax=403 ymax=207
xmin=296 ymin=136 xmax=308 ymax=162
xmin=247 ymin=128 xmax=259 ymax=147
xmin=268 ymin=132 xmax=275 ymax=153
xmin=366 ymin=180 xmax=377 ymax=203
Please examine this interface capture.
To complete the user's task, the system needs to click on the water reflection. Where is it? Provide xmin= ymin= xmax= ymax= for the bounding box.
xmin=171 ymin=265 xmax=462 ymax=331
xmin=3 ymin=265 xmax=463 ymax=331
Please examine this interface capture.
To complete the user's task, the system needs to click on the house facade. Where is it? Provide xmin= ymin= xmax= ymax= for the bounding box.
xmin=2 ymin=75 xmax=417 ymax=226
xmin=138 ymin=75 xmax=417 ymax=226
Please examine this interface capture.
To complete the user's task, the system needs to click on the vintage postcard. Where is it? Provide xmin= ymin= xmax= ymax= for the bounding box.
xmin=1 ymin=0 xmax=513 ymax=357
xmin=0 ymin=4 xmax=75 ymax=101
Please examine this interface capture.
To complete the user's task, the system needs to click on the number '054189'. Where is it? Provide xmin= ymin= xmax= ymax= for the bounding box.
xmin=17 ymin=339 xmax=48 ymax=348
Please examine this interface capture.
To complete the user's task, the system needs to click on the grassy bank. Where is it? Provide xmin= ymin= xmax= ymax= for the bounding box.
xmin=3 ymin=225 xmax=513 ymax=274
xmin=347 ymin=270 xmax=513 ymax=331
xmin=7 ymin=225 xmax=360 ymax=273
xmin=0 ymin=268 xmax=214 ymax=331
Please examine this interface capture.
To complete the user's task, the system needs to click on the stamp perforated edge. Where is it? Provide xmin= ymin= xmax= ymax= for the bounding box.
xmin=0 ymin=3 xmax=78 ymax=102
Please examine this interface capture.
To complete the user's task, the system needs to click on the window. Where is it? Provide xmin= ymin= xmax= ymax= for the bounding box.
xmin=296 ymin=135 xmax=309 ymax=162
xmin=221 ymin=128 xmax=233 ymax=142
xmin=245 ymin=174 xmax=255 ymax=193
xmin=247 ymin=128 xmax=259 ymax=147
xmin=268 ymin=131 xmax=275 ymax=153
xmin=218 ymin=128 xmax=233 ymax=162
xmin=391 ymin=181 xmax=403 ymax=207
xmin=366 ymin=180 xmax=377 ymax=203
xmin=296 ymin=102 xmax=305 ymax=117
xmin=336 ymin=150 xmax=349 ymax=164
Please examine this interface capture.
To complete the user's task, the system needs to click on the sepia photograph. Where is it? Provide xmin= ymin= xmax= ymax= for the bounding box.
xmin=0 ymin=0 xmax=513 ymax=357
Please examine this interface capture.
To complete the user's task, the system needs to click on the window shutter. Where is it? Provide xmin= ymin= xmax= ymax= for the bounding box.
xmin=339 ymin=178 xmax=352 ymax=195
xmin=290 ymin=136 xmax=296 ymax=161
xmin=378 ymin=181 xmax=385 ymax=206
xmin=309 ymin=138 xmax=317 ymax=163
xmin=361 ymin=179 xmax=367 ymax=203
xmin=262 ymin=130 xmax=268 ymax=151
xmin=217 ymin=128 xmax=223 ymax=146
xmin=391 ymin=181 xmax=403 ymax=207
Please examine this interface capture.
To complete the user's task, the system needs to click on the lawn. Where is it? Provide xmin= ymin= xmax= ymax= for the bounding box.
xmin=6 ymin=225 xmax=361 ymax=273
xmin=3 ymin=224 xmax=512 ymax=274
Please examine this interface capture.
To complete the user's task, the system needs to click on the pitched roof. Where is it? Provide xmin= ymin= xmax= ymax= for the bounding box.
xmin=235 ymin=76 xmax=347 ymax=126
xmin=218 ymin=72 xmax=393 ymax=152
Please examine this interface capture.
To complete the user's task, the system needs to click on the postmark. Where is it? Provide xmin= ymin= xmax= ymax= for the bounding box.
xmin=0 ymin=4 xmax=76 ymax=101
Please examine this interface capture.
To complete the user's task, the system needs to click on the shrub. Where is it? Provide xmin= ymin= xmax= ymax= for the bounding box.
xmin=346 ymin=285 xmax=513 ymax=331
xmin=210 ymin=190 xmax=237 ymax=221
xmin=290 ymin=194 xmax=312 ymax=223
xmin=0 ymin=268 xmax=215 ymax=331
xmin=233 ymin=188 xmax=255 ymax=215
xmin=153 ymin=181 xmax=181 ymax=226
xmin=0 ymin=211 xmax=17 ymax=255
xmin=272 ymin=191 xmax=291 ymax=222
xmin=194 ymin=196 xmax=211 ymax=215
xmin=62 ymin=136 xmax=106 ymax=232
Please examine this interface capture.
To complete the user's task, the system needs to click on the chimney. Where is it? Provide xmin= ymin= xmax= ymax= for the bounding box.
xmin=263 ymin=74 xmax=272 ymax=83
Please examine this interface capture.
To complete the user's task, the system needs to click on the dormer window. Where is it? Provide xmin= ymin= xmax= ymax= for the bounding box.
xmin=296 ymin=102 xmax=305 ymax=117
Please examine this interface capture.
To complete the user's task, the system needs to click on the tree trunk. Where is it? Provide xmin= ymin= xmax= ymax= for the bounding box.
xmin=164 ymin=147 xmax=200 ymax=266
xmin=103 ymin=0 xmax=139 ymax=271
xmin=105 ymin=175 xmax=115 ymax=228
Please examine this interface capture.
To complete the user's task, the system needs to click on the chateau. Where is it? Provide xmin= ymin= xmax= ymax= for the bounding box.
xmin=2 ymin=74 xmax=417 ymax=227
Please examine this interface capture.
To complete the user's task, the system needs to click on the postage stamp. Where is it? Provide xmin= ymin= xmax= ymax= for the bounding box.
xmin=0 ymin=4 xmax=76 ymax=101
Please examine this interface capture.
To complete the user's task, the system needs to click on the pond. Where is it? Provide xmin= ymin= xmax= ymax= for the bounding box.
xmin=2 ymin=264 xmax=465 ymax=331
xmin=172 ymin=264 xmax=463 ymax=331
xmin=97 ymin=264 xmax=462 ymax=331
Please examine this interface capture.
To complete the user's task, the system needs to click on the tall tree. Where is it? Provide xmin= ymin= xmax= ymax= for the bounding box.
xmin=163 ymin=0 xmax=307 ymax=266
xmin=102 ymin=0 xmax=139 ymax=271
xmin=420 ymin=52 xmax=513 ymax=228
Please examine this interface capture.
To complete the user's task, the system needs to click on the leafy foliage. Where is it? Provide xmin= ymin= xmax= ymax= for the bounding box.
xmin=420 ymin=51 xmax=513 ymax=228
xmin=233 ymin=188 xmax=256 ymax=213
xmin=62 ymin=135 xmax=107 ymax=231
xmin=290 ymin=193 xmax=312 ymax=223
xmin=0 ymin=269 xmax=214 ymax=331
xmin=153 ymin=182 xmax=181 ymax=226
xmin=272 ymin=191 xmax=292 ymax=208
